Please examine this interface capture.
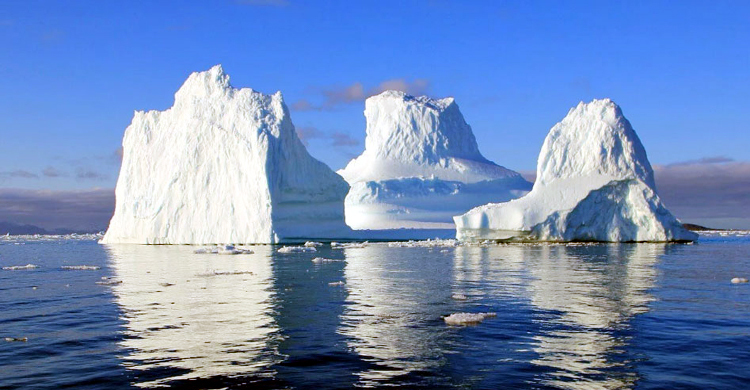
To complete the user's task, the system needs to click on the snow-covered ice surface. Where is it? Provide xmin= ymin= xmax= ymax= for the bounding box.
xmin=101 ymin=65 xmax=350 ymax=245
xmin=338 ymin=91 xmax=531 ymax=230
xmin=455 ymin=99 xmax=697 ymax=242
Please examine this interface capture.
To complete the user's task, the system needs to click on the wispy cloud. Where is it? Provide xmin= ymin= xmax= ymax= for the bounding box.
xmin=295 ymin=126 xmax=326 ymax=146
xmin=295 ymin=125 xmax=359 ymax=149
xmin=0 ymin=170 xmax=39 ymax=179
xmin=76 ymin=168 xmax=108 ymax=181
xmin=0 ymin=188 xmax=114 ymax=231
xmin=42 ymin=166 xmax=66 ymax=178
xmin=665 ymin=156 xmax=734 ymax=167
xmin=330 ymin=131 xmax=359 ymax=147
xmin=292 ymin=78 xmax=431 ymax=111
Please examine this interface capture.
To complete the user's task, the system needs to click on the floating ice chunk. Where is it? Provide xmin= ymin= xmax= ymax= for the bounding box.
xmin=194 ymin=245 xmax=253 ymax=255
xmin=731 ymin=277 xmax=748 ymax=284
xmin=2 ymin=264 xmax=39 ymax=270
xmin=387 ymin=239 xmax=459 ymax=248
xmin=311 ymin=257 xmax=339 ymax=264
xmin=96 ymin=277 xmax=122 ymax=286
xmin=304 ymin=241 xmax=323 ymax=247
xmin=61 ymin=265 xmax=101 ymax=270
xmin=451 ymin=293 xmax=468 ymax=300
xmin=328 ymin=281 xmax=345 ymax=287
xmin=331 ymin=242 xmax=368 ymax=249
xmin=277 ymin=246 xmax=317 ymax=253
xmin=444 ymin=312 xmax=497 ymax=326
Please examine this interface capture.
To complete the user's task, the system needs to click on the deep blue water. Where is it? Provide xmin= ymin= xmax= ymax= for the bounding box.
xmin=1 ymin=234 xmax=749 ymax=389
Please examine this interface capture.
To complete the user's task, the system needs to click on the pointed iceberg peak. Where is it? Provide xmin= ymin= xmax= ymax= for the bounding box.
xmin=174 ymin=64 xmax=235 ymax=103
xmin=536 ymin=98 xmax=655 ymax=189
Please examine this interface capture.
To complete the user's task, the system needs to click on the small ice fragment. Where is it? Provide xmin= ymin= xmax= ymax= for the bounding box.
xmin=331 ymin=242 xmax=368 ymax=249
xmin=452 ymin=293 xmax=468 ymax=300
xmin=328 ymin=281 xmax=345 ymax=287
xmin=311 ymin=257 xmax=338 ymax=264
xmin=277 ymin=246 xmax=316 ymax=253
xmin=96 ymin=278 xmax=122 ymax=286
xmin=387 ymin=239 xmax=459 ymax=248
xmin=61 ymin=265 xmax=100 ymax=270
xmin=195 ymin=245 xmax=253 ymax=255
xmin=2 ymin=264 xmax=39 ymax=270
xmin=731 ymin=277 xmax=748 ymax=284
xmin=304 ymin=241 xmax=323 ymax=247
xmin=444 ymin=312 xmax=497 ymax=326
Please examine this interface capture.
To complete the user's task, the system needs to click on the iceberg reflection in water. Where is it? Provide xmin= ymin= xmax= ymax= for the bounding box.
xmin=75 ymin=240 xmax=746 ymax=389
xmin=105 ymin=245 xmax=281 ymax=387
xmin=524 ymin=244 xmax=663 ymax=389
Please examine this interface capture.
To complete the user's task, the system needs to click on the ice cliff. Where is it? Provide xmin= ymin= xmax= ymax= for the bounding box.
xmin=454 ymin=99 xmax=697 ymax=242
xmin=338 ymin=91 xmax=531 ymax=229
xmin=101 ymin=65 xmax=350 ymax=244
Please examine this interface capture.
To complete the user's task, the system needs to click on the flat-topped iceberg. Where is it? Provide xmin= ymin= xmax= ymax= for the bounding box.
xmin=455 ymin=99 xmax=697 ymax=242
xmin=102 ymin=65 xmax=350 ymax=244
xmin=338 ymin=91 xmax=531 ymax=229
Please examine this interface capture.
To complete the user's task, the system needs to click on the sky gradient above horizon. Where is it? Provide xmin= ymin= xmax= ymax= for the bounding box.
xmin=1 ymin=0 xmax=749 ymax=229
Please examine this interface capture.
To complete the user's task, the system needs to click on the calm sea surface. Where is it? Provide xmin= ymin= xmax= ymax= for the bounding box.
xmin=1 ymin=233 xmax=749 ymax=389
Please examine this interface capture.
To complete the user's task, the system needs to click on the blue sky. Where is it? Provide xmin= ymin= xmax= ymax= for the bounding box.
xmin=0 ymin=0 xmax=749 ymax=229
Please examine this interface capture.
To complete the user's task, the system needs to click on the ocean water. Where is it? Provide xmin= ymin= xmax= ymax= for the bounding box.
xmin=1 ymin=234 xmax=749 ymax=389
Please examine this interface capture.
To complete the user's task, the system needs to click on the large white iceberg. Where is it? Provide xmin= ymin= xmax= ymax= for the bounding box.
xmin=454 ymin=98 xmax=697 ymax=242
xmin=338 ymin=91 xmax=531 ymax=229
xmin=102 ymin=65 xmax=350 ymax=244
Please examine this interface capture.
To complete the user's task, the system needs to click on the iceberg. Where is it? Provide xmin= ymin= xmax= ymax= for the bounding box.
xmin=455 ymin=99 xmax=697 ymax=242
xmin=101 ymin=65 xmax=350 ymax=244
xmin=338 ymin=91 xmax=531 ymax=230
